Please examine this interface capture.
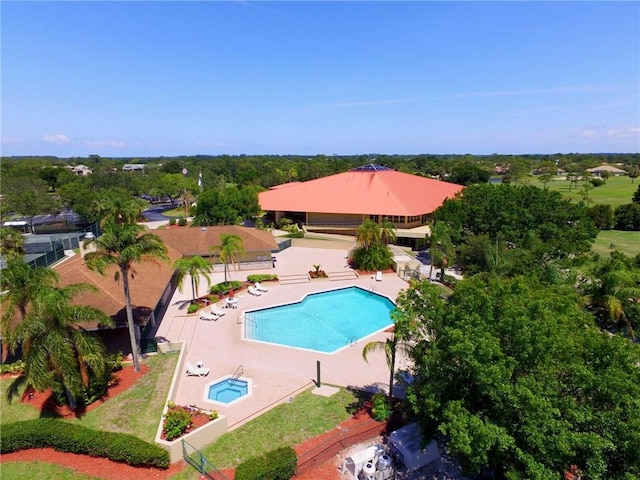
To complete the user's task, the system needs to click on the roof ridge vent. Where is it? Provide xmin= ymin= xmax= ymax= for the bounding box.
xmin=351 ymin=163 xmax=392 ymax=172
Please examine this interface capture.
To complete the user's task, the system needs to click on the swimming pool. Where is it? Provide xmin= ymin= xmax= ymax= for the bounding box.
xmin=204 ymin=376 xmax=251 ymax=406
xmin=243 ymin=286 xmax=395 ymax=353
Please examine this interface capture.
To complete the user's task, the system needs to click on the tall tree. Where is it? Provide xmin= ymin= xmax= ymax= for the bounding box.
xmin=356 ymin=219 xmax=381 ymax=250
xmin=0 ymin=259 xmax=59 ymax=362
xmin=210 ymin=234 xmax=244 ymax=283
xmin=12 ymin=283 xmax=112 ymax=410
xmin=380 ymin=218 xmax=397 ymax=245
xmin=84 ymin=222 xmax=168 ymax=372
xmin=428 ymin=221 xmax=455 ymax=279
xmin=173 ymin=256 xmax=214 ymax=303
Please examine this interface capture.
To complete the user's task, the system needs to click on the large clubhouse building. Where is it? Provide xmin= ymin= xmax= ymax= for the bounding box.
xmin=258 ymin=164 xmax=464 ymax=244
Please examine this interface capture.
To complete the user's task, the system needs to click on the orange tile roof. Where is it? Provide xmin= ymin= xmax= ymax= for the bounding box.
xmin=259 ymin=169 xmax=463 ymax=216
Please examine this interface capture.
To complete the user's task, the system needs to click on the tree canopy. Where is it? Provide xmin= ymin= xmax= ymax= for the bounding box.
xmin=399 ymin=277 xmax=640 ymax=480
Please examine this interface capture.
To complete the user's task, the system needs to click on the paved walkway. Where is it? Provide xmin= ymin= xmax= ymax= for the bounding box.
xmin=152 ymin=238 xmax=410 ymax=430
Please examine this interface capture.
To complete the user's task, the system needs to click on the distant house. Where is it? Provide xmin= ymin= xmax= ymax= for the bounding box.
xmin=66 ymin=165 xmax=93 ymax=176
xmin=122 ymin=164 xmax=145 ymax=172
xmin=586 ymin=165 xmax=628 ymax=177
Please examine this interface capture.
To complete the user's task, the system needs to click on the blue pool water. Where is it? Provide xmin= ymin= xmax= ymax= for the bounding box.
xmin=244 ymin=286 xmax=395 ymax=353
xmin=207 ymin=378 xmax=249 ymax=404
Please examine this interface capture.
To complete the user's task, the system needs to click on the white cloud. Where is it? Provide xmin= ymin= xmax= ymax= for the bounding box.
xmin=42 ymin=133 xmax=70 ymax=144
xmin=580 ymin=126 xmax=640 ymax=139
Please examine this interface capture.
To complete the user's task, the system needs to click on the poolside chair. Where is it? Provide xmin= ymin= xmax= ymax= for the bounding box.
xmin=254 ymin=282 xmax=269 ymax=293
xmin=211 ymin=304 xmax=226 ymax=317
xmin=248 ymin=286 xmax=263 ymax=296
xmin=375 ymin=271 xmax=383 ymax=282
xmin=185 ymin=361 xmax=210 ymax=377
xmin=199 ymin=310 xmax=218 ymax=321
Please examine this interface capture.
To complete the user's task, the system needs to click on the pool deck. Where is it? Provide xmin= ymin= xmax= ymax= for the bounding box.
xmin=153 ymin=238 xmax=410 ymax=430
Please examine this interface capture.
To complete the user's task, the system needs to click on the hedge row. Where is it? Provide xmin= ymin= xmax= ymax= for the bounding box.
xmin=234 ymin=446 xmax=297 ymax=480
xmin=0 ymin=419 xmax=169 ymax=469
xmin=246 ymin=274 xmax=278 ymax=283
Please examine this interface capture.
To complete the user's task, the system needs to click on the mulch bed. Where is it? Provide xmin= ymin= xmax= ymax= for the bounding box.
xmin=13 ymin=363 xmax=149 ymax=418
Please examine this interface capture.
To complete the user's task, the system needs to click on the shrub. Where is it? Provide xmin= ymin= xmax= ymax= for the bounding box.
xmin=371 ymin=392 xmax=392 ymax=421
xmin=235 ymin=446 xmax=297 ymax=480
xmin=187 ymin=303 xmax=199 ymax=314
xmin=168 ymin=218 xmax=176 ymax=226
xmin=210 ymin=280 xmax=242 ymax=295
xmin=590 ymin=178 xmax=605 ymax=187
xmin=178 ymin=217 xmax=187 ymax=227
xmin=0 ymin=419 xmax=169 ymax=468
xmin=351 ymin=243 xmax=393 ymax=271
xmin=284 ymin=230 xmax=304 ymax=238
xmin=208 ymin=410 xmax=219 ymax=421
xmin=614 ymin=203 xmax=640 ymax=231
xmin=163 ymin=406 xmax=193 ymax=441
xmin=246 ymin=274 xmax=278 ymax=283
xmin=0 ymin=360 xmax=24 ymax=375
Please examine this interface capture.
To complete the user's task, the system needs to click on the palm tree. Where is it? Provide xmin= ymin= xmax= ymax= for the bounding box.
xmin=380 ymin=218 xmax=397 ymax=246
xmin=92 ymin=191 xmax=146 ymax=226
xmin=585 ymin=255 xmax=640 ymax=340
xmin=356 ymin=219 xmax=381 ymax=250
xmin=428 ymin=221 xmax=455 ymax=280
xmin=84 ymin=221 xmax=168 ymax=372
xmin=0 ymin=259 xmax=59 ymax=362
xmin=177 ymin=190 xmax=195 ymax=219
xmin=0 ymin=227 xmax=25 ymax=260
xmin=13 ymin=283 xmax=112 ymax=410
xmin=210 ymin=234 xmax=245 ymax=283
xmin=173 ymin=256 xmax=214 ymax=303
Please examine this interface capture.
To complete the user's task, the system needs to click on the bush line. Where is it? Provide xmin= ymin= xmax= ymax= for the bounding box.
xmin=0 ymin=419 xmax=169 ymax=469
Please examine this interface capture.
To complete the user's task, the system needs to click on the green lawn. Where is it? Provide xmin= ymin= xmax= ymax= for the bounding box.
xmin=1 ymin=353 xmax=177 ymax=442
xmin=0 ymin=377 xmax=42 ymax=424
xmin=543 ymin=175 xmax=638 ymax=207
xmin=169 ymin=386 xmax=363 ymax=477
xmin=0 ymin=462 xmax=103 ymax=480
xmin=591 ymin=230 xmax=640 ymax=258
xmin=68 ymin=353 xmax=178 ymax=442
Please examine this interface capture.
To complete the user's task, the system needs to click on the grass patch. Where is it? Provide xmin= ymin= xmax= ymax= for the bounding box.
xmin=543 ymin=176 xmax=638 ymax=207
xmin=591 ymin=230 xmax=640 ymax=258
xmin=0 ymin=462 xmax=102 ymax=480
xmin=170 ymin=386 xmax=361 ymax=476
xmin=162 ymin=208 xmax=189 ymax=218
xmin=68 ymin=353 xmax=178 ymax=443
xmin=0 ymin=377 xmax=42 ymax=425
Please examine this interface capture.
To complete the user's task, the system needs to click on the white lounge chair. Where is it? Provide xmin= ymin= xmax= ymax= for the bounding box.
xmin=185 ymin=361 xmax=210 ymax=377
xmin=375 ymin=271 xmax=383 ymax=282
xmin=199 ymin=310 xmax=218 ymax=321
xmin=248 ymin=286 xmax=262 ymax=296
xmin=211 ymin=304 xmax=226 ymax=317
xmin=254 ymin=282 xmax=269 ymax=292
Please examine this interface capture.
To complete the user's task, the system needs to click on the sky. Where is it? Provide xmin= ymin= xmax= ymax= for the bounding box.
xmin=1 ymin=1 xmax=639 ymax=157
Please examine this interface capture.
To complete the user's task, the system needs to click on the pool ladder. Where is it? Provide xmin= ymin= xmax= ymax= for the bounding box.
xmin=229 ymin=365 xmax=243 ymax=386
xmin=346 ymin=336 xmax=358 ymax=347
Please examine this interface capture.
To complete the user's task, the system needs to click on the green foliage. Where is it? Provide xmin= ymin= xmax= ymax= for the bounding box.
xmin=187 ymin=303 xmax=199 ymax=314
xmin=234 ymin=446 xmax=297 ymax=480
xmin=192 ymin=184 xmax=262 ymax=226
xmin=400 ymin=277 xmax=640 ymax=479
xmin=283 ymin=230 xmax=304 ymax=238
xmin=0 ymin=419 xmax=169 ymax=468
xmin=208 ymin=410 xmax=219 ymax=421
xmin=246 ymin=274 xmax=278 ymax=283
xmin=352 ymin=243 xmax=393 ymax=271
xmin=588 ymin=204 xmax=614 ymax=230
xmin=177 ymin=217 xmax=187 ymax=226
xmin=168 ymin=218 xmax=176 ymax=226
xmin=590 ymin=178 xmax=605 ymax=187
xmin=162 ymin=405 xmax=193 ymax=441
xmin=0 ymin=360 xmax=24 ymax=375
xmin=370 ymin=392 xmax=392 ymax=421
xmin=633 ymin=185 xmax=640 ymax=204
xmin=614 ymin=203 xmax=640 ymax=231
xmin=210 ymin=280 xmax=242 ymax=294
xmin=448 ymin=160 xmax=491 ymax=185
